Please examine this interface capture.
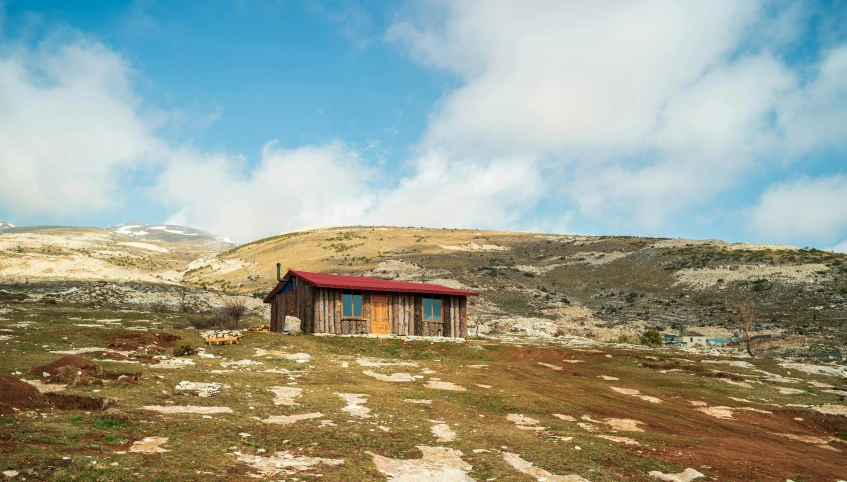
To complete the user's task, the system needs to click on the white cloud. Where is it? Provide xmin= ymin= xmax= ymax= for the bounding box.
xmin=156 ymin=141 xmax=377 ymax=243
xmin=0 ymin=37 xmax=159 ymax=216
xmin=387 ymin=0 xmax=847 ymax=235
xmin=750 ymin=175 xmax=847 ymax=244
xmin=778 ymin=45 xmax=847 ymax=151
xmin=4 ymin=3 xmax=847 ymax=248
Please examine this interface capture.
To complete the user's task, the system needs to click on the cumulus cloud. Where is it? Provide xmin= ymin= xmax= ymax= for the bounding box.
xmin=4 ymin=2 xmax=847 ymax=247
xmin=750 ymin=175 xmax=847 ymax=246
xmin=387 ymin=0 xmax=847 ymax=233
xmin=0 ymin=37 xmax=159 ymax=216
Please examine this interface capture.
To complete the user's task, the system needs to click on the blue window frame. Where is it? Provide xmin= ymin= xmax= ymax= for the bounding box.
xmin=423 ymin=296 xmax=442 ymax=322
xmin=343 ymin=291 xmax=363 ymax=317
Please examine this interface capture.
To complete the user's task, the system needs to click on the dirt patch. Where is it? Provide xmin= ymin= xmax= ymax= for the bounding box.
xmin=363 ymin=370 xmax=415 ymax=382
xmin=22 ymin=379 xmax=67 ymax=393
xmin=30 ymin=356 xmax=102 ymax=384
xmin=405 ymin=399 xmax=432 ymax=404
xmin=337 ymin=393 xmax=371 ymax=418
xmin=129 ymin=437 xmax=170 ymax=454
xmin=142 ymin=405 xmax=233 ymax=414
xmin=270 ymin=386 xmax=302 ymax=406
xmin=648 ymin=468 xmax=705 ymax=481
xmin=0 ymin=376 xmax=48 ymax=414
xmin=107 ymin=331 xmax=180 ymax=353
xmin=45 ymin=393 xmax=115 ymax=411
xmin=369 ymin=446 xmax=474 ymax=481
xmin=502 ymin=452 xmax=590 ymax=481
xmin=263 ymin=412 xmax=323 ymax=424
xmin=235 ymin=451 xmax=343 ymax=477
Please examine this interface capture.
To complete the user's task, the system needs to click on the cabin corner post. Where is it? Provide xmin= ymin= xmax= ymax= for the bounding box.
xmin=459 ymin=296 xmax=468 ymax=339
xmin=414 ymin=294 xmax=423 ymax=336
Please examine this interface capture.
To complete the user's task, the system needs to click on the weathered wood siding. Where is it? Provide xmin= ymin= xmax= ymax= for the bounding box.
xmin=271 ymin=282 xmax=469 ymax=338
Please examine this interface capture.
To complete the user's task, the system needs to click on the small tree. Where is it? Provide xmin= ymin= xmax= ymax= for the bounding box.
xmin=640 ymin=329 xmax=663 ymax=348
xmin=178 ymin=286 xmax=190 ymax=313
xmin=222 ymin=298 xmax=248 ymax=328
xmin=737 ymin=301 xmax=756 ymax=357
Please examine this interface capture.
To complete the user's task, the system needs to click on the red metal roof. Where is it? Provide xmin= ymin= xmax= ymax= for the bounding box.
xmin=263 ymin=269 xmax=478 ymax=302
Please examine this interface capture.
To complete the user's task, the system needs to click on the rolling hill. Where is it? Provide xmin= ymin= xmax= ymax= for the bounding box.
xmin=1 ymin=224 xmax=846 ymax=357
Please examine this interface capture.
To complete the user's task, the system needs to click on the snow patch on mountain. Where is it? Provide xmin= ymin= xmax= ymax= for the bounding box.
xmin=107 ymin=223 xmax=234 ymax=249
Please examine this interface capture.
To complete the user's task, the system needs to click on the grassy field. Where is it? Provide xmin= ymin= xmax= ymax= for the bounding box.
xmin=1 ymin=301 xmax=846 ymax=481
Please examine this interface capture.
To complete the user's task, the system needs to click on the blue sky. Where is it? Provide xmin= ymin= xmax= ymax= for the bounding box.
xmin=1 ymin=1 xmax=846 ymax=249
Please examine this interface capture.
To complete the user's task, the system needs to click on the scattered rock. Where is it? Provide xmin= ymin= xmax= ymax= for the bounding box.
xmin=425 ymin=380 xmax=466 ymax=391
xmin=596 ymin=435 xmax=640 ymax=445
xmin=610 ymin=387 xmax=661 ymax=404
xmin=770 ymin=432 xmax=844 ymax=452
xmin=262 ymin=412 xmax=323 ymax=425
xmin=235 ymin=451 xmax=343 ymax=476
xmin=363 ymin=370 xmax=415 ymax=382
xmin=357 ymin=358 xmax=418 ymax=368
xmin=129 ymin=436 xmax=170 ymax=454
xmin=369 ymin=446 xmax=475 ymax=482
xmin=648 ymin=468 xmax=705 ymax=482
xmin=337 ymin=393 xmax=371 ymax=418
xmin=142 ymin=405 xmax=233 ymax=414
xmin=502 ymin=452 xmax=590 ymax=481
xmin=270 ymin=386 xmax=302 ymax=406
xmin=431 ymin=422 xmax=457 ymax=442
xmin=507 ymin=414 xmax=545 ymax=431
xmin=175 ymin=381 xmax=222 ymax=397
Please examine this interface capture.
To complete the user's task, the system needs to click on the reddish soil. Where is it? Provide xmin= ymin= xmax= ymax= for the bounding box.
xmin=0 ymin=377 xmax=48 ymax=415
xmin=509 ymin=345 xmax=847 ymax=481
xmin=29 ymin=356 xmax=102 ymax=384
xmin=44 ymin=393 xmax=115 ymax=411
xmin=107 ymin=331 xmax=180 ymax=352
xmin=0 ymin=375 xmax=115 ymax=414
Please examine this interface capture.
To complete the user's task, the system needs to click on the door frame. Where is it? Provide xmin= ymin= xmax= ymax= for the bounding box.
xmin=370 ymin=292 xmax=390 ymax=335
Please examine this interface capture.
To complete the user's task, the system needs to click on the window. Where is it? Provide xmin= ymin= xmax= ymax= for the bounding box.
xmin=423 ymin=296 xmax=442 ymax=322
xmin=343 ymin=291 xmax=363 ymax=317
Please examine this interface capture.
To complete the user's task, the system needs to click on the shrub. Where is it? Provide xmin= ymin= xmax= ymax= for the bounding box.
xmin=222 ymin=299 xmax=248 ymax=328
xmin=173 ymin=341 xmax=197 ymax=357
xmin=615 ymin=333 xmax=641 ymax=344
xmin=640 ymin=329 xmax=663 ymax=347
xmin=150 ymin=301 xmax=170 ymax=313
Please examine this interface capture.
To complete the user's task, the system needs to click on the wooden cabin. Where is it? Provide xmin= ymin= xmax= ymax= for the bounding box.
xmin=263 ymin=268 xmax=478 ymax=338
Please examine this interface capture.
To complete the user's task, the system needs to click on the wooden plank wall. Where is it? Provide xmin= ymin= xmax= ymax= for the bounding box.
xmin=274 ymin=285 xmax=470 ymax=338
xmin=387 ymin=293 xmax=414 ymax=336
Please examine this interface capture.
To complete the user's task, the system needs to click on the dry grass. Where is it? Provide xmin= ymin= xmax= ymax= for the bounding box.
xmin=0 ymin=300 xmax=845 ymax=480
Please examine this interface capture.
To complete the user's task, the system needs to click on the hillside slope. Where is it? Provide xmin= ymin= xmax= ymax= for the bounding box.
xmin=193 ymin=226 xmax=846 ymax=355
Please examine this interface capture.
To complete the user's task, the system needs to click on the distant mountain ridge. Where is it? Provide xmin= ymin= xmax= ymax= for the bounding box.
xmin=106 ymin=222 xmax=235 ymax=249
xmin=0 ymin=220 xmax=15 ymax=231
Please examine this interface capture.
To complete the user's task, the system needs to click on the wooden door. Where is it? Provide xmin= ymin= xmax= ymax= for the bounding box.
xmin=370 ymin=293 xmax=390 ymax=335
